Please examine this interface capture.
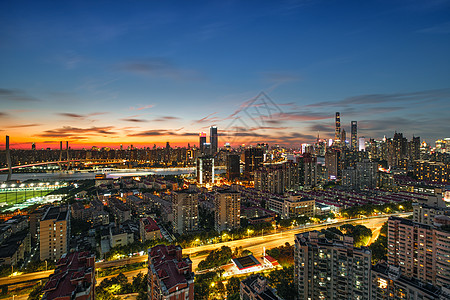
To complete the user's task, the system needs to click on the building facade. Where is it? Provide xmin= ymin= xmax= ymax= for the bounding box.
xmin=295 ymin=231 xmax=372 ymax=300
xmin=214 ymin=189 xmax=241 ymax=232
xmin=172 ymin=189 xmax=199 ymax=235
xmin=148 ymin=245 xmax=194 ymax=300
xmin=39 ymin=206 xmax=69 ymax=261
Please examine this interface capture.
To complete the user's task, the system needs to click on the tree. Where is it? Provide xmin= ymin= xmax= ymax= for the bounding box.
xmin=227 ymin=276 xmax=241 ymax=298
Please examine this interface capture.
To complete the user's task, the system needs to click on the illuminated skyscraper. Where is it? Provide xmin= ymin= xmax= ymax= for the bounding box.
xmin=197 ymin=156 xmax=214 ymax=185
xmin=210 ymin=126 xmax=218 ymax=155
xmin=335 ymin=112 xmax=341 ymax=144
xmin=351 ymin=121 xmax=357 ymax=150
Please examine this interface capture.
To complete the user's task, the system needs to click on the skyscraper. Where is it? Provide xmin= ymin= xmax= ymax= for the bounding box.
xmin=244 ymin=147 xmax=264 ymax=180
xmin=335 ymin=112 xmax=341 ymax=144
xmin=210 ymin=126 xmax=218 ymax=155
xmin=197 ymin=156 xmax=214 ymax=185
xmin=199 ymin=132 xmax=207 ymax=155
xmin=351 ymin=121 xmax=357 ymax=150
xmin=226 ymin=153 xmax=240 ymax=181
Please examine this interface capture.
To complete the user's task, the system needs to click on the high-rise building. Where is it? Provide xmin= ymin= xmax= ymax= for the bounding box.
xmin=325 ymin=149 xmax=340 ymax=180
xmin=387 ymin=216 xmax=450 ymax=288
xmin=226 ymin=153 xmax=240 ymax=181
xmin=341 ymin=128 xmax=346 ymax=147
xmin=39 ymin=206 xmax=69 ymax=261
xmin=244 ymin=147 xmax=264 ymax=180
xmin=214 ymin=189 xmax=241 ymax=232
xmin=355 ymin=160 xmax=378 ymax=189
xmin=295 ymin=231 xmax=372 ymax=300
xmin=359 ymin=137 xmax=366 ymax=151
xmin=351 ymin=121 xmax=357 ymax=150
xmin=335 ymin=112 xmax=341 ymax=144
xmin=172 ymin=188 xmax=199 ymax=235
xmin=197 ymin=156 xmax=214 ymax=185
xmin=210 ymin=126 xmax=218 ymax=155
xmin=371 ymin=263 xmax=448 ymax=300
xmin=148 ymin=245 xmax=194 ymax=300
xmin=31 ymin=142 xmax=36 ymax=150
xmin=301 ymin=153 xmax=317 ymax=187
xmin=199 ymin=132 xmax=207 ymax=155
xmin=42 ymin=252 xmax=95 ymax=300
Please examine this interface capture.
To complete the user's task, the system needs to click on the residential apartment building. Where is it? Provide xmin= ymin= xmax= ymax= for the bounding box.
xmin=42 ymin=251 xmax=95 ymax=300
xmin=214 ymin=189 xmax=241 ymax=232
xmin=39 ymin=206 xmax=69 ymax=261
xmin=387 ymin=216 xmax=450 ymax=288
xmin=148 ymin=245 xmax=194 ymax=300
xmin=140 ymin=217 xmax=161 ymax=242
xmin=172 ymin=188 xmax=199 ymax=235
xmin=294 ymin=231 xmax=372 ymax=300
xmin=371 ymin=263 xmax=449 ymax=300
xmin=267 ymin=195 xmax=315 ymax=219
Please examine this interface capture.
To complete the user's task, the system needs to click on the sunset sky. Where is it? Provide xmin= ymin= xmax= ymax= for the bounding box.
xmin=1 ymin=0 xmax=450 ymax=149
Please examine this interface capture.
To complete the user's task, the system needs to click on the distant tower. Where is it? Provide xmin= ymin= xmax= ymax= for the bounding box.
xmin=210 ymin=126 xmax=218 ymax=155
xmin=341 ymin=129 xmax=346 ymax=147
xmin=351 ymin=121 xmax=357 ymax=150
xmin=199 ymin=132 xmax=207 ymax=155
xmin=6 ymin=136 xmax=12 ymax=181
xmin=32 ymin=142 xmax=36 ymax=150
xmin=359 ymin=137 xmax=366 ymax=151
xmin=66 ymin=141 xmax=69 ymax=170
xmin=335 ymin=112 xmax=341 ymax=144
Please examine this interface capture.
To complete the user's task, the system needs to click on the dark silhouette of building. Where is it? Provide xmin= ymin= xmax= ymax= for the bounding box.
xmin=351 ymin=121 xmax=357 ymax=150
xmin=226 ymin=153 xmax=240 ymax=181
xmin=244 ymin=147 xmax=263 ymax=180
xmin=210 ymin=126 xmax=218 ymax=155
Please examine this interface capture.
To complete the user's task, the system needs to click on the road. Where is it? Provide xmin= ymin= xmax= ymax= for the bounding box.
xmin=0 ymin=212 xmax=410 ymax=286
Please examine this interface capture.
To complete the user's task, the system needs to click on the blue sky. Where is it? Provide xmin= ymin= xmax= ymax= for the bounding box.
xmin=1 ymin=0 xmax=449 ymax=148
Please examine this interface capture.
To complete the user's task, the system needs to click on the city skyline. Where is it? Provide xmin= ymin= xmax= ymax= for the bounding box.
xmin=1 ymin=1 xmax=450 ymax=149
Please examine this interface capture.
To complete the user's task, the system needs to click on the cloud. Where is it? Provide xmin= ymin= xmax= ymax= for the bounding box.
xmin=37 ymin=126 xmax=117 ymax=138
xmin=269 ymin=112 xmax=332 ymax=122
xmin=128 ymin=129 xmax=197 ymax=137
xmin=57 ymin=112 xmax=109 ymax=119
xmin=121 ymin=118 xmax=148 ymax=123
xmin=118 ymin=58 xmax=203 ymax=80
xmin=130 ymin=104 xmax=154 ymax=111
xmin=261 ymin=71 xmax=302 ymax=84
xmin=417 ymin=22 xmax=450 ymax=34
xmin=0 ymin=112 xmax=9 ymax=118
xmin=306 ymin=88 xmax=450 ymax=108
xmin=0 ymin=88 xmax=39 ymax=102
xmin=6 ymin=124 xmax=41 ymax=128
xmin=194 ymin=112 xmax=219 ymax=124
xmin=153 ymin=116 xmax=180 ymax=122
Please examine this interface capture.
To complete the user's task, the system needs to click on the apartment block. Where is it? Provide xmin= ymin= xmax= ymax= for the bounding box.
xmin=148 ymin=245 xmax=194 ymax=300
xmin=387 ymin=216 xmax=450 ymax=288
xmin=295 ymin=231 xmax=372 ymax=300
xmin=39 ymin=206 xmax=69 ymax=261
xmin=214 ymin=189 xmax=241 ymax=232
xmin=172 ymin=188 xmax=199 ymax=235
xmin=42 ymin=252 xmax=95 ymax=300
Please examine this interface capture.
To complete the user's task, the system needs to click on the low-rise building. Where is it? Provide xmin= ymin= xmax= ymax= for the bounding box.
xmin=267 ymin=195 xmax=315 ymax=219
xmin=140 ymin=217 xmax=161 ymax=242
xmin=240 ymin=274 xmax=282 ymax=300
xmin=42 ymin=252 xmax=95 ymax=300
xmin=148 ymin=245 xmax=194 ymax=300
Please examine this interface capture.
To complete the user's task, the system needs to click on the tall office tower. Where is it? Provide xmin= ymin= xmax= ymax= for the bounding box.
xmin=359 ymin=137 xmax=366 ymax=151
xmin=351 ymin=121 xmax=357 ymax=150
xmin=387 ymin=216 xmax=450 ymax=288
xmin=31 ymin=142 xmax=36 ymax=150
xmin=355 ymin=160 xmax=378 ymax=189
xmin=295 ymin=231 xmax=372 ymax=300
xmin=172 ymin=188 xmax=199 ymax=235
xmin=392 ymin=132 xmax=407 ymax=167
xmin=5 ymin=135 xmax=11 ymax=181
xmin=210 ymin=126 xmax=218 ymax=155
xmin=148 ymin=245 xmax=194 ymax=300
xmin=325 ymin=149 xmax=340 ymax=180
xmin=197 ymin=156 xmax=214 ymax=185
xmin=214 ymin=189 xmax=241 ymax=232
xmin=335 ymin=112 xmax=341 ymax=144
xmin=226 ymin=153 xmax=240 ymax=181
xmin=199 ymin=132 xmax=207 ymax=155
xmin=42 ymin=252 xmax=95 ymax=300
xmin=244 ymin=147 xmax=264 ymax=180
xmin=39 ymin=206 xmax=69 ymax=261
